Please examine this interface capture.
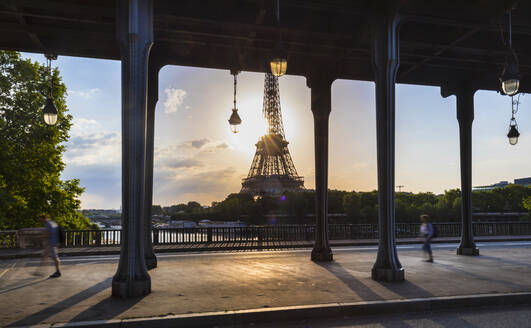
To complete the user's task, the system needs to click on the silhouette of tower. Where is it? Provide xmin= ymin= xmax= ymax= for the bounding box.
xmin=241 ymin=73 xmax=304 ymax=196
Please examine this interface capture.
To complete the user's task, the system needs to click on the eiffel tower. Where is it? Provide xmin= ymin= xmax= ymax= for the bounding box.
xmin=241 ymin=73 xmax=304 ymax=196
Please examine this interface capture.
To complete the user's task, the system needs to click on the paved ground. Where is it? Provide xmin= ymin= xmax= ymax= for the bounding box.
xmin=230 ymin=304 xmax=531 ymax=328
xmin=0 ymin=241 xmax=530 ymax=327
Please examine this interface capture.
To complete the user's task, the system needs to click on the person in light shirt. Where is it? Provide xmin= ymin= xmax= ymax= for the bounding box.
xmin=419 ymin=214 xmax=434 ymax=262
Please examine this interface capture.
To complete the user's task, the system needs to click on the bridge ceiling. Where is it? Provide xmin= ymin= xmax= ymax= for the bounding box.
xmin=1 ymin=0 xmax=530 ymax=92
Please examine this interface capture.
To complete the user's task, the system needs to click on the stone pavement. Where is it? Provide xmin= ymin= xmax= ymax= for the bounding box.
xmin=0 ymin=242 xmax=530 ymax=327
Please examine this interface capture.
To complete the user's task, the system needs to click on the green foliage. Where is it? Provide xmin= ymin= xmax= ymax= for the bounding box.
xmin=151 ymin=205 xmax=164 ymax=216
xmin=342 ymin=192 xmax=361 ymax=220
xmin=0 ymin=51 xmax=89 ymax=229
xmin=524 ymin=196 xmax=531 ymax=212
xmin=160 ymin=184 xmax=531 ymax=224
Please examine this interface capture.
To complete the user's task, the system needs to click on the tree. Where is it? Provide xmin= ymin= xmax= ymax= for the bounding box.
xmin=151 ymin=205 xmax=164 ymax=216
xmin=524 ymin=197 xmax=531 ymax=212
xmin=0 ymin=51 xmax=89 ymax=229
xmin=186 ymin=201 xmax=202 ymax=212
xmin=342 ymin=192 xmax=361 ymax=220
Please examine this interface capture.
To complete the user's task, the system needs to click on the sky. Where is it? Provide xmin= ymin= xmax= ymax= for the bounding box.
xmin=21 ymin=52 xmax=531 ymax=209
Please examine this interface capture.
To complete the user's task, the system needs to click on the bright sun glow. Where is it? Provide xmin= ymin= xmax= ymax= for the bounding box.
xmin=226 ymin=95 xmax=268 ymax=156
xmin=226 ymin=92 xmax=298 ymax=159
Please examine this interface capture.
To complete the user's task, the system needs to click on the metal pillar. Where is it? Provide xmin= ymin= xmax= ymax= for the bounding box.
xmin=371 ymin=10 xmax=404 ymax=282
xmin=112 ymin=0 xmax=153 ymax=298
xmin=455 ymin=89 xmax=480 ymax=256
xmin=307 ymin=74 xmax=334 ymax=262
xmin=144 ymin=57 xmax=163 ymax=270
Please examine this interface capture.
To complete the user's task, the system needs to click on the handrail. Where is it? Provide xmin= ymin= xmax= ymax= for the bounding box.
xmin=1 ymin=222 xmax=530 ymax=249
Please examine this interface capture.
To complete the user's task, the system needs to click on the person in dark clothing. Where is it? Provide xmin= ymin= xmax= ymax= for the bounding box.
xmin=419 ymin=214 xmax=434 ymax=262
xmin=38 ymin=214 xmax=62 ymax=278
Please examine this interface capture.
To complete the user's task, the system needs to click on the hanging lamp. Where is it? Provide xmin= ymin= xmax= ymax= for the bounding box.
xmin=269 ymin=0 xmax=287 ymax=77
xmin=43 ymin=53 xmax=58 ymax=125
xmin=228 ymin=70 xmax=242 ymax=133
xmin=500 ymin=8 xmax=520 ymax=96
xmin=507 ymin=95 xmax=521 ymax=145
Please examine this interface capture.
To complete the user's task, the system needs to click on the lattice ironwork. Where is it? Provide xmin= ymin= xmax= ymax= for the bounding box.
xmin=241 ymin=73 xmax=304 ymax=196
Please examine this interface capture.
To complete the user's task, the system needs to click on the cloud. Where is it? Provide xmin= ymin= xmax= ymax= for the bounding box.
xmin=68 ymin=88 xmax=100 ymax=99
xmin=191 ymin=138 xmax=209 ymax=149
xmin=62 ymin=163 xmax=121 ymax=209
xmin=155 ymin=167 xmax=237 ymax=195
xmin=64 ymin=118 xmax=121 ymax=166
xmin=167 ymin=158 xmax=204 ymax=169
xmin=163 ymin=88 xmax=187 ymax=113
xmin=216 ymin=142 xmax=229 ymax=150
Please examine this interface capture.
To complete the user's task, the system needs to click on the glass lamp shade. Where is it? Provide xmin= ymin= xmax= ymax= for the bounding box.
xmin=270 ymin=58 xmax=287 ymax=77
xmin=228 ymin=108 xmax=242 ymax=134
xmin=507 ymin=124 xmax=520 ymax=145
xmin=502 ymin=79 xmax=520 ymax=96
xmin=43 ymin=97 xmax=58 ymax=125
xmin=230 ymin=123 xmax=239 ymax=134
xmin=500 ymin=55 xmax=520 ymax=96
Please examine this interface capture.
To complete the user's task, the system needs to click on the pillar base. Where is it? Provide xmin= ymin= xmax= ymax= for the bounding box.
xmin=371 ymin=267 xmax=405 ymax=282
xmin=457 ymin=247 xmax=479 ymax=256
xmin=145 ymin=254 xmax=157 ymax=270
xmin=112 ymin=278 xmax=151 ymax=298
xmin=311 ymin=248 xmax=333 ymax=262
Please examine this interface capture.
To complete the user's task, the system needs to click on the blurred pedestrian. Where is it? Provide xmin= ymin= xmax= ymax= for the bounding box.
xmin=38 ymin=214 xmax=62 ymax=278
xmin=420 ymin=214 xmax=434 ymax=262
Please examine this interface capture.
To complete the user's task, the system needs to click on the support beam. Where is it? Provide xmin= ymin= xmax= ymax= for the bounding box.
xmin=112 ymin=0 xmax=153 ymax=298
xmin=144 ymin=54 xmax=164 ymax=270
xmin=400 ymin=28 xmax=479 ymax=78
xmin=371 ymin=9 xmax=404 ymax=282
xmin=441 ymin=84 xmax=479 ymax=256
xmin=1 ymin=3 xmax=46 ymax=50
xmin=307 ymin=73 xmax=334 ymax=262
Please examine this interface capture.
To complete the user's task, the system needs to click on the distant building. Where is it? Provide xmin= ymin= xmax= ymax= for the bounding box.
xmin=473 ymin=177 xmax=531 ymax=191
xmin=514 ymin=177 xmax=531 ymax=187
xmin=168 ymin=220 xmax=196 ymax=228
xmin=473 ymin=181 xmax=509 ymax=191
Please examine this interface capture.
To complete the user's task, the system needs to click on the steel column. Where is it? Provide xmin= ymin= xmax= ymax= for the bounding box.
xmin=371 ymin=10 xmax=404 ymax=282
xmin=144 ymin=55 xmax=163 ymax=270
xmin=455 ymin=89 xmax=480 ymax=256
xmin=112 ymin=0 xmax=153 ymax=297
xmin=307 ymin=74 xmax=334 ymax=262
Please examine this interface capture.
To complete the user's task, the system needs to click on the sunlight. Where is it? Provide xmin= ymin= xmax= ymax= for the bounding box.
xmin=226 ymin=95 xmax=268 ymax=157
xmin=226 ymin=82 xmax=299 ymax=159
xmin=281 ymin=104 xmax=298 ymax=144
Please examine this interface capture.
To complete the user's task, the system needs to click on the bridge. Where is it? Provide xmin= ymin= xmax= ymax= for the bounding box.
xmin=1 ymin=0 xmax=531 ymax=325
xmin=3 ymin=1 xmax=531 ymax=297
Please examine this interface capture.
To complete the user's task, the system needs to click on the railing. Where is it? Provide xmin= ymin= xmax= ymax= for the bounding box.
xmin=2 ymin=222 xmax=530 ymax=249
xmin=65 ymin=229 xmax=122 ymax=247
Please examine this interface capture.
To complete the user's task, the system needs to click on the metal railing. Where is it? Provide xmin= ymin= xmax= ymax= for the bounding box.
xmin=2 ymin=222 xmax=530 ymax=249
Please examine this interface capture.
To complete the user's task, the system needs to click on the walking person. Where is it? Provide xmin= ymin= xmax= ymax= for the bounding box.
xmin=38 ymin=214 xmax=62 ymax=278
xmin=420 ymin=214 xmax=434 ymax=262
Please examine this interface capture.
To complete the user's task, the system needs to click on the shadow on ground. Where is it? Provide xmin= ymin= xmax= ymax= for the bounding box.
xmin=316 ymin=261 xmax=384 ymax=301
xmin=8 ymin=278 xmax=117 ymax=327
